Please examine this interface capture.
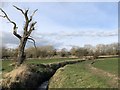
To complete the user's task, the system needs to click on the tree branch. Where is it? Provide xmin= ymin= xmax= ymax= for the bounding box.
xmin=13 ymin=5 xmax=24 ymax=14
xmin=13 ymin=5 xmax=30 ymax=34
xmin=13 ymin=5 xmax=29 ymax=22
xmin=26 ymin=22 xmax=37 ymax=37
xmin=32 ymin=9 xmax=38 ymax=17
xmin=29 ymin=9 xmax=38 ymax=22
xmin=0 ymin=8 xmax=22 ymax=39
xmin=24 ymin=9 xmax=29 ymax=22
xmin=13 ymin=6 xmax=37 ymax=34
xmin=13 ymin=27 xmax=22 ymax=39
xmin=0 ymin=8 xmax=16 ymax=26
xmin=28 ymin=37 xmax=37 ymax=50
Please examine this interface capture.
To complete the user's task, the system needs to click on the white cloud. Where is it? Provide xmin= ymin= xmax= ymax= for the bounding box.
xmin=0 ymin=2 xmax=118 ymax=49
xmin=5 ymin=43 xmax=18 ymax=48
xmin=1 ymin=31 xmax=64 ymax=49
xmin=37 ymin=28 xmax=118 ymax=38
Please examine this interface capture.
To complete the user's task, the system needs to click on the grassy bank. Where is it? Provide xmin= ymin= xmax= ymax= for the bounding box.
xmin=2 ymin=64 xmax=55 ymax=90
xmin=1 ymin=59 xmax=83 ymax=90
xmin=2 ymin=58 xmax=118 ymax=88
xmin=2 ymin=58 xmax=78 ymax=72
xmin=25 ymin=58 xmax=78 ymax=64
xmin=49 ymin=62 xmax=108 ymax=88
xmin=49 ymin=58 xmax=118 ymax=88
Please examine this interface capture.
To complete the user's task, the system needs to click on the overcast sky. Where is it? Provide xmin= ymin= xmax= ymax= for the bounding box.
xmin=0 ymin=2 xmax=118 ymax=50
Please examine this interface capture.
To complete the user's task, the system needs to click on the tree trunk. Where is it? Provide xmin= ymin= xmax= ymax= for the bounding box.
xmin=0 ymin=6 xmax=37 ymax=66
xmin=17 ymin=38 xmax=27 ymax=66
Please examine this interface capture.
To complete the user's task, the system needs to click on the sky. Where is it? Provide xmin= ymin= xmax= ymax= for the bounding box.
xmin=0 ymin=2 xmax=118 ymax=50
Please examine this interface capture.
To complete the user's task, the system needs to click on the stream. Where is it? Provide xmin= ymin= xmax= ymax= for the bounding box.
xmin=37 ymin=81 xmax=49 ymax=90
xmin=2 ymin=59 xmax=85 ymax=90
xmin=37 ymin=59 xmax=85 ymax=90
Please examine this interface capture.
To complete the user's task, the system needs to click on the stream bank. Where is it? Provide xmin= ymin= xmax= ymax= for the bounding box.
xmin=1 ymin=59 xmax=85 ymax=90
xmin=37 ymin=59 xmax=85 ymax=90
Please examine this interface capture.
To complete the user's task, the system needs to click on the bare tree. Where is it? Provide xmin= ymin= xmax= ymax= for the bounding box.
xmin=0 ymin=5 xmax=37 ymax=66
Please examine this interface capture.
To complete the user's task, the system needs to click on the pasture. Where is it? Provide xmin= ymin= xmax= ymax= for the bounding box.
xmin=1 ymin=58 xmax=119 ymax=88
xmin=2 ymin=58 xmax=77 ymax=72
xmin=93 ymin=58 xmax=118 ymax=75
xmin=49 ymin=58 xmax=119 ymax=88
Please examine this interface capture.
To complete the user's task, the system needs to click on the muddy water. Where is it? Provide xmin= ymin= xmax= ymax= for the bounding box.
xmin=37 ymin=81 xmax=49 ymax=90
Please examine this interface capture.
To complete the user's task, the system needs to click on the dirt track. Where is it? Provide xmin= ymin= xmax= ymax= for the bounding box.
xmin=86 ymin=61 xmax=119 ymax=88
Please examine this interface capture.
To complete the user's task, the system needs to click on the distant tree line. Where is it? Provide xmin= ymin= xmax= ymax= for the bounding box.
xmin=1 ymin=43 xmax=119 ymax=60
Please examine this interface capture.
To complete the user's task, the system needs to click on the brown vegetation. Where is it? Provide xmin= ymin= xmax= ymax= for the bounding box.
xmin=2 ymin=43 xmax=118 ymax=60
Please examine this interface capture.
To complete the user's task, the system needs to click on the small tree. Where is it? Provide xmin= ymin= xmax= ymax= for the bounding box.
xmin=0 ymin=6 xmax=37 ymax=66
xmin=75 ymin=48 xmax=88 ymax=58
xmin=59 ymin=48 xmax=68 ymax=57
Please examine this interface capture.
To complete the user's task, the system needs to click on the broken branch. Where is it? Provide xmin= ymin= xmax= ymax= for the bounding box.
xmin=29 ymin=9 xmax=38 ymax=22
xmin=0 ymin=8 xmax=22 ymax=39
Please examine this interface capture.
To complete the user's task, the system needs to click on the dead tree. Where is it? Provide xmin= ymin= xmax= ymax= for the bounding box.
xmin=0 ymin=5 xmax=37 ymax=66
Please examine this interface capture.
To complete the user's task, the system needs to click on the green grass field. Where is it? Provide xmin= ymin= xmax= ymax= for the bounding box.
xmin=49 ymin=58 xmax=118 ymax=88
xmin=25 ymin=58 xmax=78 ymax=64
xmin=93 ymin=58 xmax=118 ymax=75
xmin=2 ymin=58 xmax=77 ymax=72
xmin=2 ymin=58 xmax=118 ymax=88
xmin=2 ymin=60 xmax=13 ymax=72
xmin=49 ymin=61 xmax=110 ymax=88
